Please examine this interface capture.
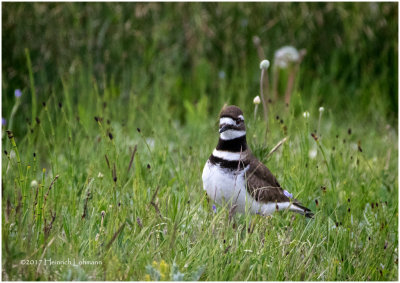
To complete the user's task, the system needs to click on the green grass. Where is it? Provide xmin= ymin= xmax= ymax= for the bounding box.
xmin=2 ymin=2 xmax=398 ymax=281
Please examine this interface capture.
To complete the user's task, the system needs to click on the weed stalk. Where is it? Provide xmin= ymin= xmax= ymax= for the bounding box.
xmin=25 ymin=48 xmax=37 ymax=123
xmin=6 ymin=131 xmax=23 ymax=184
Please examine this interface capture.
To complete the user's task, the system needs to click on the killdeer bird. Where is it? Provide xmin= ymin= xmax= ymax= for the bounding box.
xmin=202 ymin=105 xmax=313 ymax=218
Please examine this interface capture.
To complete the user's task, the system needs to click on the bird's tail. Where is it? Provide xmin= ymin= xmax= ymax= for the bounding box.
xmin=290 ymin=202 xmax=314 ymax=218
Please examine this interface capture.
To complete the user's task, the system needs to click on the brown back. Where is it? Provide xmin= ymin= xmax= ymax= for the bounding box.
xmin=245 ymin=152 xmax=290 ymax=203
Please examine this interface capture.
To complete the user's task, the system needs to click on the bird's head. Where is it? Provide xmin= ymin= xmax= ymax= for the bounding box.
xmin=218 ymin=105 xmax=246 ymax=140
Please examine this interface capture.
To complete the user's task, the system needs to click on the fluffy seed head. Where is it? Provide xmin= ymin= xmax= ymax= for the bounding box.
xmin=274 ymin=46 xmax=300 ymax=69
xmin=259 ymin=60 xmax=270 ymax=70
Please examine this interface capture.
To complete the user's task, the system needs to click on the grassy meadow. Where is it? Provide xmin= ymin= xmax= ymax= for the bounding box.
xmin=2 ymin=2 xmax=398 ymax=281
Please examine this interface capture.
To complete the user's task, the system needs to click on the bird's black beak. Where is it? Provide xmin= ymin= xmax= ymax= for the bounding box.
xmin=219 ymin=124 xmax=230 ymax=133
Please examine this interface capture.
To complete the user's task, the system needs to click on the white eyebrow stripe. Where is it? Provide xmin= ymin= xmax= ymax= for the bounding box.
xmin=219 ymin=117 xmax=236 ymax=125
xmin=238 ymin=115 xmax=244 ymax=121
xmin=212 ymin=149 xmax=243 ymax=161
xmin=220 ymin=130 xmax=246 ymax=140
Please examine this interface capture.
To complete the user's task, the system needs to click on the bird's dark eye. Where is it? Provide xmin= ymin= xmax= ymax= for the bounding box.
xmin=236 ymin=119 xmax=240 ymax=125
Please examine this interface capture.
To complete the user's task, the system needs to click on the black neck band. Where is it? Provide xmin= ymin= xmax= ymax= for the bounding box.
xmin=209 ymin=155 xmax=248 ymax=170
xmin=216 ymin=135 xmax=247 ymax=152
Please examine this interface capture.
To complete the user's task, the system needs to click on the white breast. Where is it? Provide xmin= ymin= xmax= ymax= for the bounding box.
xmin=202 ymin=160 xmax=248 ymax=213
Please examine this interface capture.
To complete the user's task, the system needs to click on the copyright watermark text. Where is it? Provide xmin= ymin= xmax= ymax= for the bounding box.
xmin=20 ymin=258 xmax=102 ymax=266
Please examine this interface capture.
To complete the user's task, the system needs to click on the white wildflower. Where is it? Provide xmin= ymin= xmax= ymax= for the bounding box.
xmin=253 ymin=96 xmax=260 ymax=120
xmin=30 ymin=180 xmax=38 ymax=189
xmin=252 ymin=36 xmax=261 ymax=45
xmin=318 ymin=107 xmax=325 ymax=135
xmin=9 ymin=150 xmax=16 ymax=160
xmin=303 ymin=111 xmax=310 ymax=118
xmin=259 ymin=59 xmax=270 ymax=70
xmin=145 ymin=138 xmax=155 ymax=149
xmin=309 ymin=148 xmax=317 ymax=159
xmin=274 ymin=46 xmax=300 ymax=69
xmin=98 ymin=172 xmax=104 ymax=178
